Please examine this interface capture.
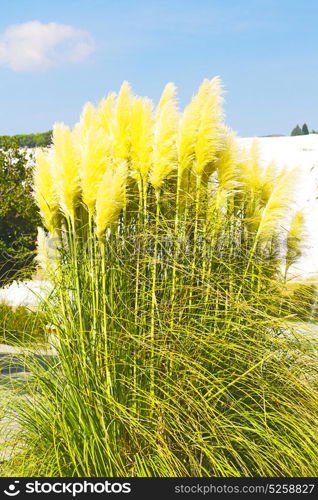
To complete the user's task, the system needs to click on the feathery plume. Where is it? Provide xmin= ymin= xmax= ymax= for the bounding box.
xmin=215 ymin=128 xmax=239 ymax=192
xmin=260 ymin=161 xmax=277 ymax=204
xmin=254 ymin=167 xmax=298 ymax=242
xmin=78 ymin=102 xmax=98 ymax=138
xmin=79 ymin=127 xmax=111 ymax=214
xmin=157 ymin=82 xmax=177 ymax=115
xmin=196 ymin=78 xmax=211 ymax=100
xmin=130 ymin=97 xmax=154 ymax=182
xmin=239 ymin=140 xmax=263 ymax=193
xmin=286 ymin=210 xmax=306 ymax=270
xmin=149 ymin=89 xmax=179 ymax=191
xmin=98 ymin=93 xmax=116 ymax=135
xmin=113 ymin=81 xmax=133 ymax=161
xmin=52 ymin=123 xmax=80 ymax=220
xmin=178 ymin=88 xmax=202 ymax=178
xmin=212 ymin=128 xmax=241 ymax=212
xmin=34 ymin=149 xmax=59 ymax=232
xmin=193 ymin=77 xmax=224 ymax=179
xmin=95 ymin=160 xmax=128 ymax=237
xmin=72 ymin=102 xmax=99 ymax=159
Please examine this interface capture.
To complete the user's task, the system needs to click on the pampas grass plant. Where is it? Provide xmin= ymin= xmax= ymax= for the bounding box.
xmin=4 ymin=78 xmax=318 ymax=477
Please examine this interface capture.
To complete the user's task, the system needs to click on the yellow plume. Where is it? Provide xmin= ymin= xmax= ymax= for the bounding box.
xmin=178 ymin=87 xmax=202 ymax=177
xmin=79 ymin=102 xmax=98 ymax=136
xmin=52 ymin=123 xmax=80 ymax=220
xmin=73 ymin=102 xmax=98 ymax=150
xmin=259 ymin=161 xmax=277 ymax=204
xmin=239 ymin=140 xmax=263 ymax=192
xmin=194 ymin=77 xmax=224 ymax=179
xmin=79 ymin=127 xmax=111 ymax=214
xmin=113 ymin=81 xmax=133 ymax=160
xmin=157 ymin=82 xmax=177 ymax=114
xmin=72 ymin=102 xmax=100 ymax=159
xmin=95 ymin=160 xmax=128 ymax=237
xmin=130 ymin=97 xmax=154 ymax=181
xmin=149 ymin=89 xmax=179 ymax=191
xmin=215 ymin=128 xmax=240 ymax=192
xmin=286 ymin=210 xmax=306 ymax=270
xmin=177 ymin=79 xmax=216 ymax=188
xmin=98 ymin=93 xmax=116 ymax=135
xmin=195 ymin=78 xmax=211 ymax=103
xmin=254 ymin=167 xmax=298 ymax=242
xmin=34 ymin=149 xmax=59 ymax=232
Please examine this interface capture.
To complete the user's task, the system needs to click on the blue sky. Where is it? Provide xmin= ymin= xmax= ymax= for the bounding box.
xmin=0 ymin=0 xmax=317 ymax=137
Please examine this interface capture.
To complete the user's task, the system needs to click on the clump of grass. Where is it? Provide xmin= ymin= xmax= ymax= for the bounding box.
xmin=5 ymin=78 xmax=318 ymax=477
xmin=0 ymin=303 xmax=46 ymax=346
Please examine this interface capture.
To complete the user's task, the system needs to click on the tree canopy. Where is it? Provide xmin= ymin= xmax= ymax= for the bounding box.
xmin=0 ymin=131 xmax=52 ymax=148
xmin=291 ymin=123 xmax=316 ymax=136
xmin=291 ymin=125 xmax=302 ymax=136
xmin=302 ymin=123 xmax=309 ymax=135
xmin=0 ymin=140 xmax=40 ymax=282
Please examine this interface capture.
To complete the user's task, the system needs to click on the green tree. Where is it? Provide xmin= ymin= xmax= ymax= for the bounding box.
xmin=0 ymin=140 xmax=40 ymax=282
xmin=291 ymin=124 xmax=302 ymax=136
xmin=302 ymin=123 xmax=309 ymax=135
xmin=0 ymin=130 xmax=52 ymax=148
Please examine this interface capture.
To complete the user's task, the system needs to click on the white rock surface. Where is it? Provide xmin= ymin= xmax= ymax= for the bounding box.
xmin=0 ymin=280 xmax=52 ymax=308
xmin=237 ymin=134 xmax=318 ymax=281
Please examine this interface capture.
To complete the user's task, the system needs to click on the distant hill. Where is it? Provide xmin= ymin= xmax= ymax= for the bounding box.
xmin=261 ymin=134 xmax=286 ymax=138
xmin=0 ymin=131 xmax=52 ymax=148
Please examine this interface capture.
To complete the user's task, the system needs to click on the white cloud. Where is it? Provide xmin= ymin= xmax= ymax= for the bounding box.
xmin=0 ymin=21 xmax=95 ymax=72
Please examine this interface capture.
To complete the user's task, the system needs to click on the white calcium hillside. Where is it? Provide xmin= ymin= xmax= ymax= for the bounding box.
xmin=0 ymin=280 xmax=52 ymax=308
xmin=238 ymin=134 xmax=318 ymax=282
xmin=238 ymin=134 xmax=318 ymax=171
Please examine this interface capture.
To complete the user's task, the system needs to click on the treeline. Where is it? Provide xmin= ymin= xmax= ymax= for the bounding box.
xmin=0 ymin=130 xmax=52 ymax=147
xmin=291 ymin=123 xmax=317 ymax=136
xmin=0 ymin=143 xmax=40 ymax=283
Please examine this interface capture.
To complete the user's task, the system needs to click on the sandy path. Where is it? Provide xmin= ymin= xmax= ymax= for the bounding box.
xmin=0 ymin=343 xmax=50 ymax=355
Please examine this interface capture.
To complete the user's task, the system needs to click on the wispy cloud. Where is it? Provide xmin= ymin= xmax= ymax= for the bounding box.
xmin=0 ymin=21 xmax=95 ymax=72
